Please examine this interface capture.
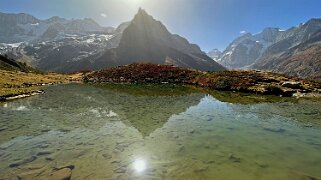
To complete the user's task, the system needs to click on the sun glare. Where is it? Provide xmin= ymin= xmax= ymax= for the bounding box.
xmin=128 ymin=0 xmax=144 ymax=5
xmin=133 ymin=159 xmax=147 ymax=173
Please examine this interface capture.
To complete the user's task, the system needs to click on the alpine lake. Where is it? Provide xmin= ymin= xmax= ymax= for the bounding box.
xmin=0 ymin=84 xmax=321 ymax=179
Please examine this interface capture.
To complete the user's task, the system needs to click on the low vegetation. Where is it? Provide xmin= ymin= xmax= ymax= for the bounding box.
xmin=84 ymin=63 xmax=321 ymax=97
xmin=0 ymin=54 xmax=81 ymax=101
xmin=0 ymin=70 xmax=80 ymax=100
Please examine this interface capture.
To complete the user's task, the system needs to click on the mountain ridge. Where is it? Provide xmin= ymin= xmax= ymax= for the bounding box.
xmin=0 ymin=12 xmax=114 ymax=43
xmin=213 ymin=18 xmax=321 ymax=79
xmin=0 ymin=10 xmax=224 ymax=73
xmin=62 ymin=8 xmax=225 ymax=73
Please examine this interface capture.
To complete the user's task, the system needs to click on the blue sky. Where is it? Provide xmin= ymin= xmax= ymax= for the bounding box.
xmin=1 ymin=0 xmax=321 ymax=52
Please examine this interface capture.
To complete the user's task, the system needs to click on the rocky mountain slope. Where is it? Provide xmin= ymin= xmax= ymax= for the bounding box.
xmin=1 ymin=10 xmax=224 ymax=73
xmin=215 ymin=18 xmax=321 ymax=79
xmin=24 ymin=23 xmax=129 ymax=72
xmin=0 ymin=12 xmax=114 ymax=43
xmin=253 ymin=29 xmax=321 ymax=80
xmin=217 ymin=28 xmax=286 ymax=69
xmin=0 ymin=54 xmax=37 ymax=72
xmin=0 ymin=12 xmax=129 ymax=72
xmin=62 ymin=9 xmax=225 ymax=73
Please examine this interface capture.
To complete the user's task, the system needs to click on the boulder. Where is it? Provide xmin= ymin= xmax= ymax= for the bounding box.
xmin=282 ymin=81 xmax=303 ymax=89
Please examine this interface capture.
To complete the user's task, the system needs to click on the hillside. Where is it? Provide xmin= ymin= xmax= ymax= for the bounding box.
xmin=0 ymin=54 xmax=38 ymax=72
xmin=84 ymin=63 xmax=321 ymax=97
xmin=0 ymin=54 xmax=80 ymax=100
xmin=214 ymin=18 xmax=321 ymax=80
xmin=253 ymin=29 xmax=321 ymax=80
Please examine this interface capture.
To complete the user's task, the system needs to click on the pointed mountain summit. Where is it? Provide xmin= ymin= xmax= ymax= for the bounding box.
xmin=65 ymin=9 xmax=225 ymax=72
xmin=207 ymin=49 xmax=222 ymax=61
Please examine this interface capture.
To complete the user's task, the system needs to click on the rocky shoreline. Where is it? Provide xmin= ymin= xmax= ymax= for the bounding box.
xmin=0 ymin=90 xmax=44 ymax=102
xmin=83 ymin=63 xmax=321 ymax=97
xmin=0 ymin=82 xmax=68 ymax=102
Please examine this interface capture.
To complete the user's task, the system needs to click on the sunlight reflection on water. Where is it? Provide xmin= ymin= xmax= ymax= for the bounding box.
xmin=133 ymin=158 xmax=147 ymax=173
xmin=0 ymin=84 xmax=321 ymax=179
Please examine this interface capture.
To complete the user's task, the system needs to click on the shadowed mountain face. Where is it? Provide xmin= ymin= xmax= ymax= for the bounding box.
xmin=0 ymin=10 xmax=225 ymax=73
xmin=0 ymin=54 xmax=37 ymax=72
xmin=64 ymin=9 xmax=226 ymax=73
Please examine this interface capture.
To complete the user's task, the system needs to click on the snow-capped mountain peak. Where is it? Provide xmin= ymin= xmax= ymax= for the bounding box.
xmin=207 ymin=49 xmax=222 ymax=61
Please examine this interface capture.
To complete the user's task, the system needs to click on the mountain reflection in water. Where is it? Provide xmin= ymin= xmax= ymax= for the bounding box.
xmin=0 ymin=84 xmax=321 ymax=179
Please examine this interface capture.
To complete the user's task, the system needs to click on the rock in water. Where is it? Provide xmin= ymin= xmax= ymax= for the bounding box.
xmin=50 ymin=165 xmax=75 ymax=180
xmin=263 ymin=125 xmax=285 ymax=133
xmin=9 ymin=156 xmax=37 ymax=168
xmin=50 ymin=168 xmax=72 ymax=180
xmin=228 ymin=153 xmax=241 ymax=163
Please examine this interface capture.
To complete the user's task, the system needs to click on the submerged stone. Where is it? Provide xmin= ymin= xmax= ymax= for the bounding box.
xmin=228 ymin=154 xmax=241 ymax=163
xmin=102 ymin=153 xmax=112 ymax=159
xmin=9 ymin=156 xmax=37 ymax=168
xmin=256 ymin=161 xmax=269 ymax=168
xmin=50 ymin=168 xmax=72 ymax=180
xmin=37 ymin=151 xmax=53 ymax=156
xmin=263 ymin=126 xmax=286 ymax=133
xmin=194 ymin=165 xmax=209 ymax=172
xmin=114 ymin=167 xmax=126 ymax=174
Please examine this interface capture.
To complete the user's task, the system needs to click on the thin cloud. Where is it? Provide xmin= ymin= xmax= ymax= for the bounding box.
xmin=100 ymin=13 xmax=107 ymax=18
xmin=240 ymin=30 xmax=246 ymax=34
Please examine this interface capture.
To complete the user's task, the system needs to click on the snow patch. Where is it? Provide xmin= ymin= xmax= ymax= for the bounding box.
xmin=101 ymin=13 xmax=107 ymax=18
xmin=86 ymin=38 xmax=95 ymax=43
xmin=226 ymin=51 xmax=232 ymax=55
xmin=6 ymin=42 xmax=23 ymax=48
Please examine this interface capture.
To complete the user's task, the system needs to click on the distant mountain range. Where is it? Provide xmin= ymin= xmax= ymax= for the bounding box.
xmin=0 ymin=10 xmax=224 ymax=73
xmin=209 ymin=18 xmax=321 ymax=79
xmin=2 ymin=10 xmax=320 ymax=79
xmin=0 ymin=12 xmax=114 ymax=43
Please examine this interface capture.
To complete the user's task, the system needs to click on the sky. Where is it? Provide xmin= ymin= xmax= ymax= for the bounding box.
xmin=1 ymin=0 xmax=321 ymax=52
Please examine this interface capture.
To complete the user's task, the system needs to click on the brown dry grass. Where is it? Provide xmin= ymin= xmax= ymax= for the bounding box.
xmin=0 ymin=70 xmax=81 ymax=96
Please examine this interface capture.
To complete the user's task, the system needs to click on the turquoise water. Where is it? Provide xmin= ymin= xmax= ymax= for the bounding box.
xmin=0 ymin=84 xmax=321 ymax=179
